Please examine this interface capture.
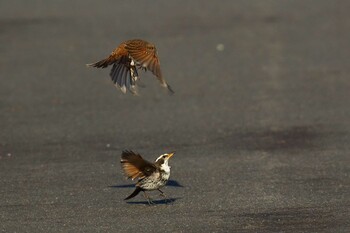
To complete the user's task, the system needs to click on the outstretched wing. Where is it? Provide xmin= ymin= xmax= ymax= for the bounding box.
xmin=120 ymin=150 xmax=156 ymax=180
xmin=86 ymin=54 xmax=117 ymax=68
xmin=125 ymin=40 xmax=174 ymax=92
xmin=125 ymin=40 xmax=161 ymax=76
xmin=86 ymin=43 xmax=128 ymax=68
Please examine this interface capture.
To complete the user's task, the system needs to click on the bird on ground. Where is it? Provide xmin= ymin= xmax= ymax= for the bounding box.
xmin=87 ymin=39 xmax=174 ymax=95
xmin=120 ymin=150 xmax=175 ymax=204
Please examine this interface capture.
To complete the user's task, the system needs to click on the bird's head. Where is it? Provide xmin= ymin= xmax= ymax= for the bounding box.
xmin=155 ymin=152 xmax=175 ymax=169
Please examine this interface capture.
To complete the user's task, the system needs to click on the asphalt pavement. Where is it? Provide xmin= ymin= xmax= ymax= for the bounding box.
xmin=1 ymin=1 xmax=350 ymax=232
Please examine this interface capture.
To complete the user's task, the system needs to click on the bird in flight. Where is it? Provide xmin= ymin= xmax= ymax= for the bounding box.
xmin=120 ymin=150 xmax=175 ymax=204
xmin=87 ymin=39 xmax=174 ymax=95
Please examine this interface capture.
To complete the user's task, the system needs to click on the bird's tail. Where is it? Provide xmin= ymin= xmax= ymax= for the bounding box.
xmin=124 ymin=187 xmax=142 ymax=200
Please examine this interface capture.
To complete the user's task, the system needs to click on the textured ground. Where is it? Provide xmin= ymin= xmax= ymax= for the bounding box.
xmin=1 ymin=1 xmax=350 ymax=232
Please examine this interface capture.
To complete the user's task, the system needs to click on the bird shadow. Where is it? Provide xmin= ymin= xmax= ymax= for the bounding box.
xmin=125 ymin=197 xmax=181 ymax=205
xmin=109 ymin=179 xmax=184 ymax=189
xmin=109 ymin=180 xmax=183 ymax=205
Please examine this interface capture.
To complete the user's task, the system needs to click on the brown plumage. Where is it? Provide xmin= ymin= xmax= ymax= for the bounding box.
xmin=120 ymin=150 xmax=156 ymax=180
xmin=87 ymin=39 xmax=174 ymax=95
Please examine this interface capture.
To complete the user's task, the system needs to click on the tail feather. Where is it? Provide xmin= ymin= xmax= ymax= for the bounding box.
xmin=124 ymin=187 xmax=142 ymax=200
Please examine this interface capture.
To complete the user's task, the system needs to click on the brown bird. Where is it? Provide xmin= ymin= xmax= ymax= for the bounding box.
xmin=120 ymin=150 xmax=175 ymax=204
xmin=87 ymin=39 xmax=174 ymax=95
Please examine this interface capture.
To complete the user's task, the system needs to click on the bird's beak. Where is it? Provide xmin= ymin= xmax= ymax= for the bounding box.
xmin=167 ymin=151 xmax=175 ymax=159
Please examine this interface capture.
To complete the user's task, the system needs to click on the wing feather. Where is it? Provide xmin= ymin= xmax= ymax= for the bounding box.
xmin=120 ymin=150 xmax=156 ymax=180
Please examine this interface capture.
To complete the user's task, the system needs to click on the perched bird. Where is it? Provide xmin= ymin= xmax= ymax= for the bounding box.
xmin=120 ymin=150 xmax=175 ymax=204
xmin=87 ymin=39 xmax=174 ymax=95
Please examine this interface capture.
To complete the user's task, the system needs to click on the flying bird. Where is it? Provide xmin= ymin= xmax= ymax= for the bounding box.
xmin=120 ymin=150 xmax=175 ymax=204
xmin=87 ymin=39 xmax=174 ymax=95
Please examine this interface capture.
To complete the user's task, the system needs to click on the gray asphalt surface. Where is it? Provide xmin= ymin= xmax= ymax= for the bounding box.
xmin=1 ymin=1 xmax=350 ymax=232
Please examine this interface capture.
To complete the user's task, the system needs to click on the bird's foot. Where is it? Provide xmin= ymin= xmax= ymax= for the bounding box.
xmin=143 ymin=191 xmax=155 ymax=205
xmin=137 ymin=65 xmax=147 ymax=72
xmin=146 ymin=198 xmax=155 ymax=205
xmin=158 ymin=190 xmax=170 ymax=204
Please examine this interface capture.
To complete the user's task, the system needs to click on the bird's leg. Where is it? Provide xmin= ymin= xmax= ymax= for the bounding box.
xmin=137 ymin=64 xmax=147 ymax=72
xmin=157 ymin=189 xmax=169 ymax=203
xmin=157 ymin=188 xmax=166 ymax=197
xmin=143 ymin=191 xmax=154 ymax=205
xmin=130 ymin=66 xmax=146 ymax=88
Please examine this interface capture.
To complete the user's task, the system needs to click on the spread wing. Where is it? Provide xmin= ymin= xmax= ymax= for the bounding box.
xmin=86 ymin=44 xmax=128 ymax=68
xmin=125 ymin=39 xmax=174 ymax=94
xmin=125 ymin=40 xmax=163 ymax=79
xmin=120 ymin=150 xmax=156 ymax=180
